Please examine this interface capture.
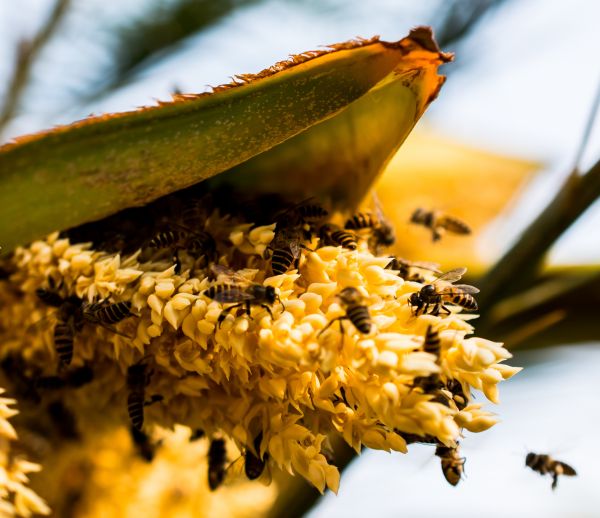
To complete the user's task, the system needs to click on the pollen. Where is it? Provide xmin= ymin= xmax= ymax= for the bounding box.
xmin=0 ymin=202 xmax=520 ymax=503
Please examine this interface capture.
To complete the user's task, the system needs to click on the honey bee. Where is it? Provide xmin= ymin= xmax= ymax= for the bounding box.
xmin=203 ymin=265 xmax=282 ymax=327
xmin=446 ymin=379 xmax=468 ymax=410
xmin=408 ymin=267 xmax=479 ymax=316
xmin=318 ymin=224 xmax=358 ymax=250
xmin=148 ymin=227 xmax=216 ymax=273
xmin=208 ymin=438 xmax=228 ymax=490
xmin=267 ymin=225 xmax=313 ymax=276
xmin=275 ymin=199 xmax=329 ymax=228
xmin=36 ymin=279 xmax=133 ymax=366
xmin=525 ymin=452 xmax=577 ymax=490
xmin=127 ymin=360 xmax=163 ymax=431
xmin=319 ymin=287 xmax=371 ymax=341
xmin=410 ymin=208 xmax=471 ymax=242
xmin=245 ymin=432 xmax=269 ymax=481
xmin=435 ymin=443 xmax=465 ymax=486
xmin=345 ymin=193 xmax=395 ymax=253
xmin=385 ymin=257 xmax=441 ymax=283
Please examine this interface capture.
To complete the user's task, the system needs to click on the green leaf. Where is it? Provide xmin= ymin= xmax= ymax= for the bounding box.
xmin=0 ymin=27 xmax=450 ymax=254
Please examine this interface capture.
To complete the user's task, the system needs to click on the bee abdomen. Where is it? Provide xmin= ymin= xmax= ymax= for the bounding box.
xmin=423 ymin=325 xmax=441 ymax=358
xmin=451 ymin=294 xmax=478 ymax=311
xmin=346 ymin=305 xmax=371 ymax=334
xmin=331 ymin=230 xmax=358 ymax=250
xmin=345 ymin=212 xmax=375 ymax=230
xmin=271 ymin=248 xmax=296 ymax=275
xmin=149 ymin=230 xmax=185 ymax=248
xmin=441 ymin=216 xmax=471 ymax=235
xmin=297 ymin=204 xmax=328 ymax=221
xmin=54 ymin=323 xmax=74 ymax=366
xmin=208 ymin=439 xmax=227 ymax=490
xmin=128 ymin=391 xmax=145 ymax=430
xmin=203 ymin=284 xmax=243 ymax=303
xmin=97 ymin=301 xmax=132 ymax=324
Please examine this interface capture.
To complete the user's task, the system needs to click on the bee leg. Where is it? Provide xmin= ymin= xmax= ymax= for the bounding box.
xmin=317 ymin=317 xmax=343 ymax=338
xmin=300 ymin=244 xmax=315 ymax=252
xmin=439 ymin=305 xmax=451 ymax=316
xmin=217 ymin=304 xmax=244 ymax=328
xmin=260 ymin=305 xmax=274 ymax=320
xmin=551 ymin=473 xmax=559 ymax=490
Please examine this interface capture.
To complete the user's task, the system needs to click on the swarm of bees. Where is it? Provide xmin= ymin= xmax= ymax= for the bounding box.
xmin=12 ymin=192 xmax=565 ymax=495
xmin=525 ymin=452 xmax=577 ymax=490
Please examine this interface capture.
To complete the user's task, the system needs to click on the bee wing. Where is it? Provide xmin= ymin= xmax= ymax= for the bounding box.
xmin=410 ymin=261 xmax=442 ymax=273
xmin=371 ymin=191 xmax=387 ymax=223
xmin=222 ymin=456 xmax=246 ymax=486
xmin=211 ymin=286 xmax=254 ymax=303
xmin=434 ymin=267 xmax=467 ymax=284
xmin=209 ymin=264 xmax=252 ymax=286
xmin=439 ymin=284 xmax=480 ymax=295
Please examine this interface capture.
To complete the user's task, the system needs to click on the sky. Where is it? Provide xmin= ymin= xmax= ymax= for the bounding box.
xmin=0 ymin=1 xmax=599 ymax=516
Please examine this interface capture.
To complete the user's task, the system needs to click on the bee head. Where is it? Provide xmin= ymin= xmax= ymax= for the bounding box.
xmin=525 ymin=452 xmax=536 ymax=466
xmin=265 ymin=286 xmax=277 ymax=304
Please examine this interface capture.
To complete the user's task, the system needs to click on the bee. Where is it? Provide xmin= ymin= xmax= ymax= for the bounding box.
xmin=408 ymin=267 xmax=479 ymax=316
xmin=410 ymin=208 xmax=471 ymax=242
xmin=130 ymin=426 xmax=158 ymax=462
xmin=190 ymin=429 xmax=205 ymax=441
xmin=385 ymin=257 xmax=441 ymax=283
xmin=435 ymin=443 xmax=465 ymax=486
xmin=203 ymin=265 xmax=282 ymax=327
xmin=446 ymin=379 xmax=468 ymax=410
xmin=267 ymin=225 xmax=313 ymax=276
xmin=275 ymin=199 xmax=329 ymax=228
xmin=245 ymin=432 xmax=269 ymax=481
xmin=525 ymin=453 xmax=577 ymax=490
xmin=345 ymin=192 xmax=395 ymax=253
xmin=127 ymin=360 xmax=163 ymax=431
xmin=319 ymin=287 xmax=371 ymax=341
xmin=35 ymin=365 xmax=94 ymax=391
xmin=318 ymin=224 xmax=358 ymax=250
xmin=148 ymin=227 xmax=216 ymax=273
xmin=207 ymin=438 xmax=228 ymax=490
xmin=36 ymin=280 xmax=133 ymax=367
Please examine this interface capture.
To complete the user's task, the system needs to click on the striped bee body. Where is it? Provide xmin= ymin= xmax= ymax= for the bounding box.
xmin=296 ymin=204 xmax=328 ymax=223
xmin=423 ymin=325 xmax=441 ymax=359
xmin=446 ymin=292 xmax=478 ymax=311
xmin=148 ymin=230 xmax=187 ymax=249
xmin=345 ymin=304 xmax=371 ymax=334
xmin=411 ymin=208 xmax=471 ymax=242
xmin=127 ymin=391 xmax=145 ymax=431
xmin=208 ymin=438 xmax=227 ymax=490
xmin=436 ymin=444 xmax=465 ymax=486
xmin=271 ymin=246 xmax=297 ymax=275
xmin=54 ymin=322 xmax=75 ymax=366
xmin=203 ymin=284 xmax=248 ymax=303
xmin=84 ymin=301 xmax=132 ymax=325
xmin=438 ymin=215 xmax=471 ymax=235
xmin=345 ymin=212 xmax=377 ymax=230
xmin=319 ymin=224 xmax=357 ymax=250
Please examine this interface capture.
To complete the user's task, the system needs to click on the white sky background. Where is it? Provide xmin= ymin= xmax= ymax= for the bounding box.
xmin=0 ymin=1 xmax=599 ymax=516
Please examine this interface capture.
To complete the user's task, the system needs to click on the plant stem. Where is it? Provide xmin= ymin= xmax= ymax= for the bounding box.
xmin=477 ymin=157 xmax=600 ymax=311
xmin=0 ymin=0 xmax=71 ymax=137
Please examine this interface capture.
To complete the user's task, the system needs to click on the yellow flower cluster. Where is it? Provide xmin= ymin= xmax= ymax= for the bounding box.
xmin=0 ymin=389 xmax=49 ymax=517
xmin=0 ymin=211 xmax=520 ymax=499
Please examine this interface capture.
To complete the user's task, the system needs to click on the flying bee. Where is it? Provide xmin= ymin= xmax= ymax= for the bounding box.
xmin=245 ymin=432 xmax=269 ymax=481
xmin=410 ymin=208 xmax=471 ymax=242
xmin=345 ymin=192 xmax=395 ymax=253
xmin=408 ymin=267 xmax=479 ymax=317
xmin=385 ymin=257 xmax=441 ymax=283
xmin=207 ymin=438 xmax=228 ymax=490
xmin=319 ymin=287 xmax=371 ymax=343
xmin=126 ymin=360 xmax=164 ymax=431
xmin=148 ymin=227 xmax=216 ymax=273
xmin=435 ymin=443 xmax=465 ymax=486
xmin=266 ymin=225 xmax=313 ymax=276
xmin=525 ymin=453 xmax=577 ymax=490
xmin=318 ymin=224 xmax=358 ymax=250
xmin=203 ymin=265 xmax=283 ymax=327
